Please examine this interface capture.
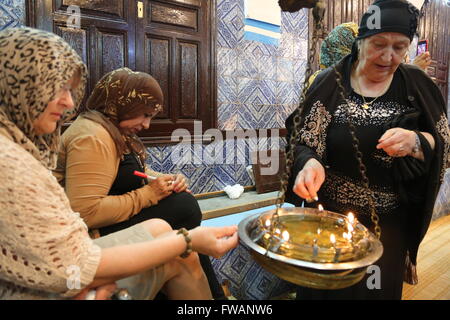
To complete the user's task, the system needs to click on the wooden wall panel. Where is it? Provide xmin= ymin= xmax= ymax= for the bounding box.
xmin=61 ymin=0 xmax=124 ymax=17
xmin=97 ymin=31 xmax=126 ymax=75
xmin=54 ymin=24 xmax=90 ymax=101
xmin=31 ymin=0 xmax=136 ymax=100
xmin=55 ymin=25 xmax=88 ymax=65
xmin=179 ymin=41 xmax=198 ymax=118
xmin=146 ymin=36 xmax=171 ymax=119
xmin=137 ymin=0 xmax=216 ymax=142
xmin=150 ymin=2 xmax=198 ymax=30
xmin=172 ymin=0 xmax=201 ymax=7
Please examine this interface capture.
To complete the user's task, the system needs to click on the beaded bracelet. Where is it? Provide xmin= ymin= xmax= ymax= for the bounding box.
xmin=177 ymin=228 xmax=192 ymax=258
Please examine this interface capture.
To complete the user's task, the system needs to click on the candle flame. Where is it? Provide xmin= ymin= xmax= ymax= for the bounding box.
xmin=318 ymin=204 xmax=324 ymax=211
xmin=348 ymin=212 xmax=355 ymax=224
xmin=265 ymin=219 xmax=271 ymax=228
xmin=347 ymin=223 xmax=354 ymax=233
xmin=330 ymin=234 xmax=336 ymax=244
xmin=282 ymin=230 xmax=290 ymax=241
xmin=317 ymin=228 xmax=322 ymax=235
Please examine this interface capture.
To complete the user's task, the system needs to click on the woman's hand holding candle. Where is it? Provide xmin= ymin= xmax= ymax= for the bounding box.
xmin=293 ymin=158 xmax=325 ymax=203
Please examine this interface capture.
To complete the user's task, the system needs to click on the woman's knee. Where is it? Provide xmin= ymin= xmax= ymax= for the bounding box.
xmin=165 ymin=253 xmax=204 ymax=280
xmin=140 ymin=218 xmax=173 ymax=238
xmin=174 ymin=192 xmax=202 ymax=227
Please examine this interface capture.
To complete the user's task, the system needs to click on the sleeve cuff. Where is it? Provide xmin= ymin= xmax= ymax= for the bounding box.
xmin=60 ymin=242 xmax=102 ymax=298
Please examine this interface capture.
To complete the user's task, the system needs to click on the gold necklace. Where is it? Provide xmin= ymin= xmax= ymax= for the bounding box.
xmin=354 ymin=79 xmax=381 ymax=110
xmin=353 ymin=75 xmax=392 ymax=110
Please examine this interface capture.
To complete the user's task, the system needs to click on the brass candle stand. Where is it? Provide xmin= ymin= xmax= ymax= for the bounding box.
xmin=238 ymin=207 xmax=383 ymax=290
xmin=237 ymin=0 xmax=384 ymax=291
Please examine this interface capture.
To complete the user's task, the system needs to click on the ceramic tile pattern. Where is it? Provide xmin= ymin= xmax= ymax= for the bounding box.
xmin=0 ymin=0 xmax=25 ymax=30
xmin=148 ymin=0 xmax=309 ymax=194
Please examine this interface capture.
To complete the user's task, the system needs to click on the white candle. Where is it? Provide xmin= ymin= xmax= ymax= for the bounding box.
xmin=330 ymin=234 xmax=341 ymax=262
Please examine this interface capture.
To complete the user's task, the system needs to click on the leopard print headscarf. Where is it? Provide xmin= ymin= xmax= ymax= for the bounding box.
xmin=0 ymin=27 xmax=87 ymax=169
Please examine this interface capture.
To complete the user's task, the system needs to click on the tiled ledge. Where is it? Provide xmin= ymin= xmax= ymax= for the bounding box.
xmin=198 ymin=190 xmax=279 ymax=220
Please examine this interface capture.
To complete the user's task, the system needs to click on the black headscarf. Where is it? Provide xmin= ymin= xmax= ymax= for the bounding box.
xmin=351 ymin=0 xmax=420 ymax=61
xmin=357 ymin=0 xmax=420 ymax=41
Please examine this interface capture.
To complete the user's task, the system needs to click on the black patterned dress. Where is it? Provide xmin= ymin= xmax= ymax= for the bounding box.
xmin=297 ymin=71 xmax=412 ymax=300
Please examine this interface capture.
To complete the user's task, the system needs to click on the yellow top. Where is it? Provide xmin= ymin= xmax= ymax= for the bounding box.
xmin=54 ymin=116 xmax=163 ymax=229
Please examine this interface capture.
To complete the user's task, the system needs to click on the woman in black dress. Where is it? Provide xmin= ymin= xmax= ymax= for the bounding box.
xmin=286 ymin=0 xmax=450 ymax=299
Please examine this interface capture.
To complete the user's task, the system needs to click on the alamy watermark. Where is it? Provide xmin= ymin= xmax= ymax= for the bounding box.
xmin=170 ymin=121 xmax=280 ymax=175
xmin=366 ymin=265 xmax=382 ymax=290
xmin=66 ymin=265 xmax=81 ymax=290
xmin=366 ymin=5 xmax=381 ymax=30
xmin=66 ymin=5 xmax=81 ymax=29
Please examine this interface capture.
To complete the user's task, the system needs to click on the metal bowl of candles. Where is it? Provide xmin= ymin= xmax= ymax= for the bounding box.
xmin=238 ymin=206 xmax=383 ymax=290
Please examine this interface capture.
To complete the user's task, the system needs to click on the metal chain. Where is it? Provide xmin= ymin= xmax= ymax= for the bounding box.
xmin=267 ymin=2 xmax=381 ymax=248
xmin=333 ymin=68 xmax=382 ymax=239
xmin=267 ymin=14 xmax=322 ymax=249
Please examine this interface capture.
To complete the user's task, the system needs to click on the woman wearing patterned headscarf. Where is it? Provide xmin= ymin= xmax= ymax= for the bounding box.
xmin=286 ymin=0 xmax=450 ymax=299
xmin=54 ymin=67 xmax=226 ymax=299
xmin=0 ymin=27 xmax=238 ymax=300
xmin=308 ymin=22 xmax=359 ymax=86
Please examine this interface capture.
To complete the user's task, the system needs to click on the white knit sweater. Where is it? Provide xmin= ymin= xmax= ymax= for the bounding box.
xmin=0 ymin=134 xmax=101 ymax=299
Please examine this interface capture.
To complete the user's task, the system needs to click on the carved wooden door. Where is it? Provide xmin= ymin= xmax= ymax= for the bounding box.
xmin=28 ymin=0 xmax=217 ymax=144
xmin=136 ymin=0 xmax=217 ymax=143
xmin=31 ymin=0 xmax=136 ymax=96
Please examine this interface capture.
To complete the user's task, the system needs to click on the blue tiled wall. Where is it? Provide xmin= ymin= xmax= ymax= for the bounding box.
xmin=216 ymin=0 xmax=308 ymax=130
xmin=147 ymin=0 xmax=309 ymax=194
xmin=0 ymin=0 xmax=25 ymax=29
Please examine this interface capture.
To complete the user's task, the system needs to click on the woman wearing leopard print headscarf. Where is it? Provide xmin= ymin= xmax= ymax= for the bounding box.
xmin=0 ymin=27 xmax=237 ymax=300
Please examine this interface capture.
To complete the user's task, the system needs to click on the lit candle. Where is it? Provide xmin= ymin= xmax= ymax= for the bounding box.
xmin=347 ymin=212 xmax=358 ymax=227
xmin=330 ymin=234 xmax=336 ymax=245
xmin=346 ymin=212 xmax=355 ymax=241
xmin=343 ymin=231 xmax=354 ymax=254
xmin=347 ymin=222 xmax=354 ymax=235
xmin=318 ymin=204 xmax=324 ymax=212
xmin=265 ymin=218 xmax=271 ymax=228
xmin=268 ymin=229 xmax=289 ymax=253
xmin=282 ymin=230 xmax=290 ymax=242
xmin=275 ymin=230 xmax=289 ymax=251
xmin=312 ymin=238 xmax=319 ymax=259
xmin=330 ymin=234 xmax=341 ymax=263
